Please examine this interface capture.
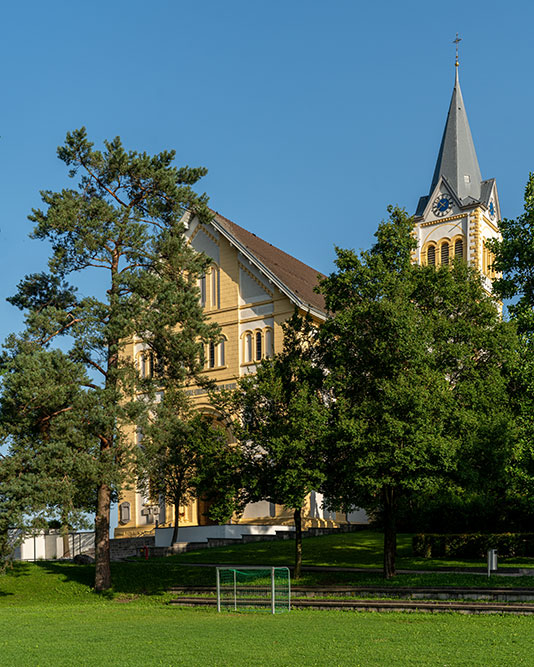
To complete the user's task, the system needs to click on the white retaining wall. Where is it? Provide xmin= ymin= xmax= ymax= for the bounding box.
xmin=10 ymin=531 xmax=95 ymax=561
xmin=154 ymin=524 xmax=294 ymax=548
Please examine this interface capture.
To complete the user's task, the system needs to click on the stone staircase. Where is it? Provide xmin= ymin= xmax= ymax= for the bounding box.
xmin=109 ymin=523 xmax=365 ymax=561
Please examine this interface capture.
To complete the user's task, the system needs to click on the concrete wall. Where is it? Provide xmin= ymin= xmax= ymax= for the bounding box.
xmin=10 ymin=531 xmax=95 ymax=561
xmin=154 ymin=524 xmax=294 ymax=548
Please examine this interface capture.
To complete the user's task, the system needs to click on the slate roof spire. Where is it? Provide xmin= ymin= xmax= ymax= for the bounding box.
xmin=428 ymin=61 xmax=482 ymax=203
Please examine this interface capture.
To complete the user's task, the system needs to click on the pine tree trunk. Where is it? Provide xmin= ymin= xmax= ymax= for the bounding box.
xmin=62 ymin=528 xmax=71 ymax=559
xmin=94 ymin=257 xmax=119 ymax=593
xmin=294 ymin=507 xmax=303 ymax=580
xmin=94 ymin=481 xmax=112 ymax=591
xmin=172 ymin=497 xmax=180 ymax=544
xmin=383 ymin=486 xmax=397 ymax=579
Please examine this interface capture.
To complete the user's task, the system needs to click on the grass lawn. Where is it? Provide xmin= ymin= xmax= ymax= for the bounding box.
xmin=173 ymin=529 xmax=534 ymax=571
xmin=2 ymin=531 xmax=534 ymax=665
xmin=1 ymin=604 xmax=534 ymax=666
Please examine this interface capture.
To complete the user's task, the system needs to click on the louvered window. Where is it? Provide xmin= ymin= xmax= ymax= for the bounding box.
xmin=427 ymin=246 xmax=436 ymax=265
xmin=455 ymin=239 xmax=463 ymax=258
xmin=441 ymin=243 xmax=450 ymax=265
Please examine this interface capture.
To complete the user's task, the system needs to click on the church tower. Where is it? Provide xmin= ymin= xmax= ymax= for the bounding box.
xmin=413 ymin=53 xmax=501 ymax=291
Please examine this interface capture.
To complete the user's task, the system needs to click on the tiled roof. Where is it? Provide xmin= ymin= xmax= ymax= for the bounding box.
xmin=213 ymin=211 xmax=326 ymax=315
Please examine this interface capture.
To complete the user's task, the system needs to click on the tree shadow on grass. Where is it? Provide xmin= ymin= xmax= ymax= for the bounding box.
xmin=0 ymin=562 xmax=33 ymax=598
xmin=34 ymin=558 xmax=216 ymax=597
xmin=2 ymin=561 xmax=32 ymax=578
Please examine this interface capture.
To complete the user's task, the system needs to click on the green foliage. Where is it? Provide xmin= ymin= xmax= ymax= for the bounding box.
xmin=138 ymin=387 xmax=238 ymax=540
xmin=318 ymin=206 xmax=517 ymax=576
xmin=223 ymin=312 xmax=327 ymax=512
xmin=488 ymin=174 xmax=534 ymax=526
xmin=413 ymin=533 xmax=534 ymax=559
xmin=1 ymin=128 xmax=217 ymax=588
xmin=218 ymin=312 xmax=327 ymax=577
xmin=0 ymin=343 xmax=97 ymax=565
xmin=489 ymin=173 xmax=534 ymax=336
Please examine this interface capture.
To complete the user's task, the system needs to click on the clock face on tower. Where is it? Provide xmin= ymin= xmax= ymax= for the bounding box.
xmin=489 ymin=200 xmax=496 ymax=219
xmin=432 ymin=195 xmax=452 ymax=217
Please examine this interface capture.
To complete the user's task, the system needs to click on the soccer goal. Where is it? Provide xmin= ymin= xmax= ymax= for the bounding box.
xmin=216 ymin=566 xmax=291 ymax=614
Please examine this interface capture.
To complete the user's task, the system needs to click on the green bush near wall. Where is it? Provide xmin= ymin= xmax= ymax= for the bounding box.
xmin=413 ymin=533 xmax=534 ymax=559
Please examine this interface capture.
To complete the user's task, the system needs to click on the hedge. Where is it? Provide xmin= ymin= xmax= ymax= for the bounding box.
xmin=412 ymin=533 xmax=534 ymax=559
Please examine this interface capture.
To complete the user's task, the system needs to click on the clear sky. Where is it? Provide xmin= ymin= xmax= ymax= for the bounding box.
xmin=2 ymin=0 xmax=533 ymax=533
xmin=2 ymin=1 xmax=533 ymax=340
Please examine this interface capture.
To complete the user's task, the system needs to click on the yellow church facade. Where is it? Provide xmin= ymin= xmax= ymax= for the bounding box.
xmin=114 ymin=60 xmax=501 ymax=540
xmin=114 ymin=210 xmax=357 ymax=538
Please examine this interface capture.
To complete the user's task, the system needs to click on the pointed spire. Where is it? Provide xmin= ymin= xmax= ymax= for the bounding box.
xmin=428 ymin=60 xmax=482 ymax=202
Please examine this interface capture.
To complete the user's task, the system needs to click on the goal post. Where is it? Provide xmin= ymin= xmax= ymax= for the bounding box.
xmin=216 ymin=566 xmax=291 ymax=614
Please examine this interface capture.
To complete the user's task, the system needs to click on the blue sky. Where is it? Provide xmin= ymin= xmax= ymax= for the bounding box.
xmin=2 ymin=1 xmax=533 ymax=342
xmin=2 ymin=0 xmax=533 ymax=532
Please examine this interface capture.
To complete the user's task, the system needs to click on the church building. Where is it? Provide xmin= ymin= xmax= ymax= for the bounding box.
xmin=413 ymin=60 xmax=500 ymax=289
xmin=114 ymin=57 xmax=501 ymax=540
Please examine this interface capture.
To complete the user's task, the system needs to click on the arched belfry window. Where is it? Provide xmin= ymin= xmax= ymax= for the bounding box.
xmin=427 ymin=246 xmax=436 ymax=266
xmin=454 ymin=238 xmax=464 ymax=259
xmin=441 ymin=242 xmax=450 ymax=266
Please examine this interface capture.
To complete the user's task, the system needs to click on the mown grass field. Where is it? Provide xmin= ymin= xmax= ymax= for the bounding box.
xmin=2 ymin=604 xmax=534 ymax=666
xmin=2 ymin=530 xmax=534 ymax=665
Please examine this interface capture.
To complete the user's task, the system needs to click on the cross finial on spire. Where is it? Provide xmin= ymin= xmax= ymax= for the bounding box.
xmin=453 ymin=33 xmax=462 ymax=67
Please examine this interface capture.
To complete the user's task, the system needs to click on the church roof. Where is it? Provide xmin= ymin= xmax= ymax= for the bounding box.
xmin=429 ymin=66 xmax=482 ymax=202
xmin=211 ymin=211 xmax=326 ymax=316
xmin=415 ymin=65 xmax=493 ymax=217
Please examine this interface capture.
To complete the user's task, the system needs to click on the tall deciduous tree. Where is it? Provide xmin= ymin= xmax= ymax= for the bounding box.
xmin=4 ymin=129 xmax=218 ymax=590
xmin=489 ymin=173 xmax=534 ymax=337
xmin=222 ymin=314 xmax=327 ymax=578
xmin=138 ymin=386 xmax=234 ymax=544
xmin=318 ymin=206 xmax=516 ymax=578
xmin=488 ymin=173 xmax=534 ymax=520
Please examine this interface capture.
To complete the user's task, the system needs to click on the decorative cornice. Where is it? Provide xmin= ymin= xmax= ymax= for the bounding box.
xmin=420 ymin=213 xmax=467 ymax=228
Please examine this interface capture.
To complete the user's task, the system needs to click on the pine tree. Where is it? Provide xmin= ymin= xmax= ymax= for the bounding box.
xmin=3 ymin=129 xmax=218 ymax=590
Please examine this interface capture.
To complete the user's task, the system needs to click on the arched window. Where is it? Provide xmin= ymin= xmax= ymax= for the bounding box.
xmin=441 ymin=242 xmax=450 ymax=266
xmin=264 ymin=328 xmax=274 ymax=358
xmin=454 ymin=238 xmax=464 ymax=259
xmin=208 ymin=342 xmax=216 ymax=369
xmin=139 ymin=351 xmax=153 ymax=378
xmin=483 ymin=243 xmax=496 ymax=278
xmin=244 ymin=332 xmax=252 ymax=363
xmin=255 ymin=331 xmax=262 ymax=361
xmin=219 ymin=338 xmax=225 ymax=366
xmin=211 ymin=266 xmax=220 ymax=309
xmin=427 ymin=245 xmax=436 ymax=266
xmin=199 ymin=274 xmax=206 ymax=307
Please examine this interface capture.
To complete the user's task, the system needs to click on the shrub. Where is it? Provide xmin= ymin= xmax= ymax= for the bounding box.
xmin=412 ymin=533 xmax=534 ymax=559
